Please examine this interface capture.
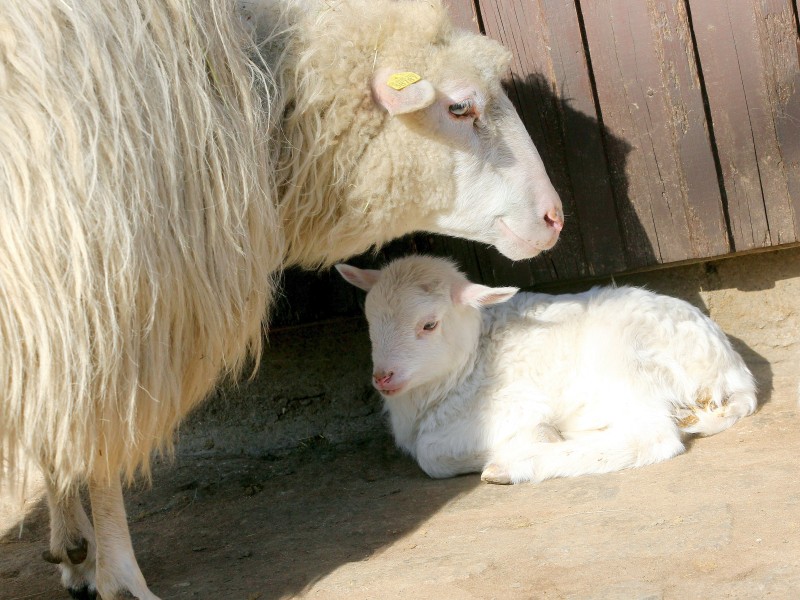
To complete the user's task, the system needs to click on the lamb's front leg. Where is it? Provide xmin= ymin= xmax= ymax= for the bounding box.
xmin=414 ymin=421 xmax=490 ymax=479
xmin=88 ymin=476 xmax=160 ymax=600
xmin=481 ymin=423 xmax=563 ymax=484
xmin=44 ymin=479 xmax=97 ymax=599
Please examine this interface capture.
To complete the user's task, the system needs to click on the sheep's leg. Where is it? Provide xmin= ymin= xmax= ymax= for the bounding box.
xmin=44 ymin=480 xmax=98 ymax=599
xmin=483 ymin=423 xmax=685 ymax=485
xmin=88 ymin=476 xmax=160 ymax=600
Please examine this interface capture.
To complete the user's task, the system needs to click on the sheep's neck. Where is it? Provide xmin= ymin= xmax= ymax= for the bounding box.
xmin=258 ymin=0 xmax=455 ymax=269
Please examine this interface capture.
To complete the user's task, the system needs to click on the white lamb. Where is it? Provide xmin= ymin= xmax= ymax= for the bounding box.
xmin=1 ymin=0 xmax=563 ymax=597
xmin=337 ymin=256 xmax=757 ymax=484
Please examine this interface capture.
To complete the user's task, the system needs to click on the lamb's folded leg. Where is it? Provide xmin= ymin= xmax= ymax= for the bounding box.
xmin=89 ymin=476 xmax=160 ymax=600
xmin=481 ymin=423 xmax=563 ymax=484
xmin=483 ymin=423 xmax=684 ymax=485
xmin=44 ymin=478 xmax=98 ymax=599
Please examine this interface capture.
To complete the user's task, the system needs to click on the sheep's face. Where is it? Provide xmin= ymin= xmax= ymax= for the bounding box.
xmin=371 ymin=34 xmax=563 ymax=262
xmin=336 ymin=258 xmax=518 ymax=397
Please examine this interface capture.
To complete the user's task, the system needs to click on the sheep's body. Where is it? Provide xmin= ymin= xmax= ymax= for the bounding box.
xmin=1 ymin=1 xmax=564 ymax=597
xmin=338 ymin=257 xmax=757 ymax=485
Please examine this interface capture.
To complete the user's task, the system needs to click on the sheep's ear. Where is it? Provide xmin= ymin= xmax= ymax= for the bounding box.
xmin=371 ymin=68 xmax=436 ymax=116
xmin=335 ymin=264 xmax=381 ymax=292
xmin=452 ymin=281 xmax=518 ymax=308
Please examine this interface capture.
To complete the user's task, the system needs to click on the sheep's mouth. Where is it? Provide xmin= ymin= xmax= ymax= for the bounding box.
xmin=497 ymin=218 xmax=558 ymax=255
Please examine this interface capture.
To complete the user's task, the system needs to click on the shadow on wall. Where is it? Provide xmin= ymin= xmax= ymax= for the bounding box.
xmin=274 ymin=70 xmax=653 ymax=321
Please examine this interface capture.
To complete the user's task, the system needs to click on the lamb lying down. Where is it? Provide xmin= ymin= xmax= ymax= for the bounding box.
xmin=336 ymin=256 xmax=757 ymax=484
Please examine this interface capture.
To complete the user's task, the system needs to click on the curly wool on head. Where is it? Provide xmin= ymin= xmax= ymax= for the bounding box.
xmin=249 ymin=0 xmax=513 ymax=267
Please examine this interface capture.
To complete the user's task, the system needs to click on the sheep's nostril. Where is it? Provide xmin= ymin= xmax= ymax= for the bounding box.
xmin=545 ymin=208 xmax=563 ymax=232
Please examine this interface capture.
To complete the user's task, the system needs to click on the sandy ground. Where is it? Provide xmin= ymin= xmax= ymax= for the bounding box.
xmin=1 ymin=373 xmax=798 ymax=600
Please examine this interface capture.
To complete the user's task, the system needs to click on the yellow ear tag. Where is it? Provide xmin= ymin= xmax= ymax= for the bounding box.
xmin=387 ymin=71 xmax=422 ymax=91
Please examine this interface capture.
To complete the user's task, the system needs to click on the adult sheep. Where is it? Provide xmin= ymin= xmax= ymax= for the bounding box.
xmin=0 ymin=0 xmax=562 ymax=598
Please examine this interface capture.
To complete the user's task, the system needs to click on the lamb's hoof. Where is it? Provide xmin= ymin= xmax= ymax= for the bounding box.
xmin=68 ymin=586 xmax=98 ymax=600
xmin=42 ymin=549 xmax=61 ymax=564
xmin=66 ymin=538 xmax=89 ymax=564
xmin=481 ymin=464 xmax=512 ymax=485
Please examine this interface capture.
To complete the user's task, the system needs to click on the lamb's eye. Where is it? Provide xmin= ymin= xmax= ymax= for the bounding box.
xmin=423 ymin=321 xmax=439 ymax=331
xmin=448 ymin=100 xmax=473 ymax=117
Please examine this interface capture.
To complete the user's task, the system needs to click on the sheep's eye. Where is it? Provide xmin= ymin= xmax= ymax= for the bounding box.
xmin=422 ymin=321 xmax=439 ymax=331
xmin=448 ymin=100 xmax=473 ymax=117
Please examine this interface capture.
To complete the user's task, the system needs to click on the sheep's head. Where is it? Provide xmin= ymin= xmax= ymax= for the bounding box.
xmin=336 ymin=257 xmax=518 ymax=397
xmin=276 ymin=0 xmax=563 ymax=267
xmin=370 ymin=31 xmax=564 ymax=261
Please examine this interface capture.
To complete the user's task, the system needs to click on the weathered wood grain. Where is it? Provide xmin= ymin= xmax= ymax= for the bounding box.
xmin=689 ymin=0 xmax=800 ymax=250
xmin=579 ymin=0 xmax=729 ymax=268
xmin=755 ymin=0 xmax=800 ymax=243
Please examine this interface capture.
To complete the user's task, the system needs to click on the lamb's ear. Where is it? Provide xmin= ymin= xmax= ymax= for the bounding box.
xmin=452 ymin=281 xmax=519 ymax=308
xmin=335 ymin=264 xmax=381 ymax=292
xmin=371 ymin=68 xmax=436 ymax=116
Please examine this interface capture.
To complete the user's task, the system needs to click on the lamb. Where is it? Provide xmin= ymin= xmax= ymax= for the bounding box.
xmin=0 ymin=1 xmax=563 ymax=598
xmin=336 ymin=256 xmax=757 ymax=485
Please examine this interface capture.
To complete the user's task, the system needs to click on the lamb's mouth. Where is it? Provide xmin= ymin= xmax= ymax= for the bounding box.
xmin=377 ymin=385 xmax=405 ymax=396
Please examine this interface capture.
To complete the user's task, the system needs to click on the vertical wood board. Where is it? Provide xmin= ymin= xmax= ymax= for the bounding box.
xmin=479 ymin=0 xmax=626 ymax=285
xmin=579 ymin=0 xmax=729 ymax=267
xmin=689 ymin=0 xmax=800 ymax=250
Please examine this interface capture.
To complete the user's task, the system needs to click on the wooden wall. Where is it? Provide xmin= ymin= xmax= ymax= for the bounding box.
xmin=433 ymin=0 xmax=800 ymax=289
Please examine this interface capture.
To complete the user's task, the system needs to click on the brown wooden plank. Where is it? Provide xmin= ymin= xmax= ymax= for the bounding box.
xmin=689 ymin=0 xmax=800 ymax=250
xmin=442 ymin=0 xmax=481 ymax=32
xmin=532 ymin=0 xmax=629 ymax=278
xmin=755 ymin=0 xmax=800 ymax=244
xmin=579 ymin=0 xmax=729 ymax=268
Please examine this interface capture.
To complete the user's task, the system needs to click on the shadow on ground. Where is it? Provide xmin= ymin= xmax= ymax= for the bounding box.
xmin=0 ymin=435 xmax=477 ymax=600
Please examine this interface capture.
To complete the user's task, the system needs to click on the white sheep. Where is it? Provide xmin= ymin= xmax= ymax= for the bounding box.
xmin=0 ymin=1 xmax=563 ymax=598
xmin=337 ymin=256 xmax=757 ymax=485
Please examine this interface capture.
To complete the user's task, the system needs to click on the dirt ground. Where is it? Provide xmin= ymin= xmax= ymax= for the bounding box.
xmin=1 ymin=373 xmax=798 ymax=600
xmin=3 ymin=249 xmax=800 ymax=599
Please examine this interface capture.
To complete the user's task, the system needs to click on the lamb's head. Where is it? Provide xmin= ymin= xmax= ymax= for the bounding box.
xmin=275 ymin=0 xmax=563 ymax=266
xmin=336 ymin=256 xmax=518 ymax=397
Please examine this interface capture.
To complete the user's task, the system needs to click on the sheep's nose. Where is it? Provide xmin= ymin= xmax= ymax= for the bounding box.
xmin=544 ymin=207 xmax=564 ymax=232
xmin=373 ymin=371 xmax=394 ymax=387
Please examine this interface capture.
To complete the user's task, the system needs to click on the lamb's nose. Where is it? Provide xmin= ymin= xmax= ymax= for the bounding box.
xmin=373 ymin=371 xmax=394 ymax=387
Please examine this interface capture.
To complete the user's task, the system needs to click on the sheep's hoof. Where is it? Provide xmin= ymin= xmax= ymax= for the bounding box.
xmin=66 ymin=538 xmax=89 ymax=565
xmin=68 ymin=586 xmax=97 ymax=600
xmin=481 ymin=464 xmax=512 ymax=485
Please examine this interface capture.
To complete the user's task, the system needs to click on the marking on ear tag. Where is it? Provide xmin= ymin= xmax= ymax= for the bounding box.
xmin=387 ymin=72 xmax=422 ymax=90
